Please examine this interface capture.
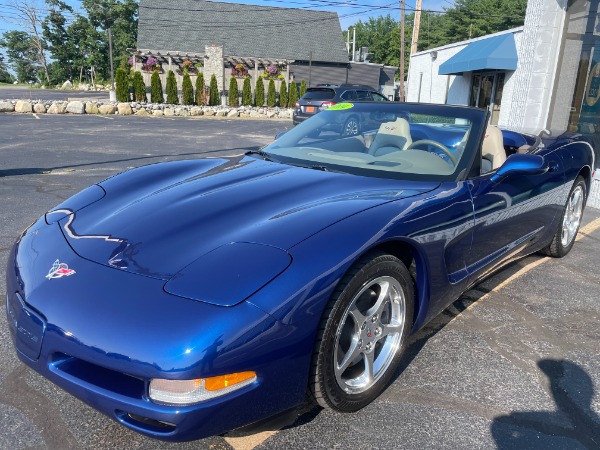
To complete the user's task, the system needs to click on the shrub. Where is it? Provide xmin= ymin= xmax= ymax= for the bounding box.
xmin=195 ymin=72 xmax=206 ymax=106
xmin=242 ymin=76 xmax=252 ymax=106
xmin=150 ymin=70 xmax=163 ymax=103
xmin=279 ymin=79 xmax=287 ymax=108
xmin=132 ymin=71 xmax=146 ymax=102
xmin=166 ymin=70 xmax=178 ymax=104
xmin=209 ymin=74 xmax=219 ymax=106
xmin=115 ymin=67 xmax=130 ymax=102
xmin=228 ymin=77 xmax=239 ymax=107
xmin=267 ymin=79 xmax=276 ymax=107
xmin=300 ymin=80 xmax=307 ymax=97
xmin=182 ymin=70 xmax=194 ymax=105
xmin=288 ymin=81 xmax=298 ymax=108
xmin=254 ymin=77 xmax=264 ymax=106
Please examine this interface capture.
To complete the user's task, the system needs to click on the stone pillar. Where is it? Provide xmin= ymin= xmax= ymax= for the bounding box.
xmin=204 ymin=45 xmax=224 ymax=92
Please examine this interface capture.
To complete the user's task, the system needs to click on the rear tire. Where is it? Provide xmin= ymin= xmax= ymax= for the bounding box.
xmin=309 ymin=252 xmax=413 ymax=412
xmin=342 ymin=116 xmax=360 ymax=137
xmin=542 ymin=176 xmax=586 ymax=258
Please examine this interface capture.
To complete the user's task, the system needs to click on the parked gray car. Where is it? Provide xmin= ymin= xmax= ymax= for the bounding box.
xmin=292 ymin=84 xmax=389 ymax=135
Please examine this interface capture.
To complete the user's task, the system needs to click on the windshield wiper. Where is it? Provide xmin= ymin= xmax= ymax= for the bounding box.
xmin=245 ymin=149 xmax=276 ymax=162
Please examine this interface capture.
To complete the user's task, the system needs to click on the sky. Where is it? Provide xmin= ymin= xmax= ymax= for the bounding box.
xmin=0 ymin=0 xmax=453 ymax=34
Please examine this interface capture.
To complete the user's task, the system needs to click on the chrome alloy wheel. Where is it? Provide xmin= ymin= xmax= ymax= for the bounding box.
xmin=561 ymin=185 xmax=584 ymax=247
xmin=333 ymin=276 xmax=405 ymax=394
xmin=343 ymin=118 xmax=359 ymax=136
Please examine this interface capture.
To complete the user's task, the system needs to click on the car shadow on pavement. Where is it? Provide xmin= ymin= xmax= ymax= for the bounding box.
xmin=491 ymin=358 xmax=600 ymax=448
xmin=0 ymin=146 xmax=261 ymax=178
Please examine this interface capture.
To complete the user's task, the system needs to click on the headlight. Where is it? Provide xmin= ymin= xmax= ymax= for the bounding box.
xmin=149 ymin=371 xmax=257 ymax=405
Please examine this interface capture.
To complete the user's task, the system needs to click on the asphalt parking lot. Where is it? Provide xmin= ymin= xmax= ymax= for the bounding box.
xmin=0 ymin=86 xmax=108 ymax=102
xmin=1 ymin=113 xmax=599 ymax=450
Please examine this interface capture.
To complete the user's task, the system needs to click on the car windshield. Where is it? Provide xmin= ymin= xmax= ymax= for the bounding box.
xmin=264 ymin=102 xmax=487 ymax=181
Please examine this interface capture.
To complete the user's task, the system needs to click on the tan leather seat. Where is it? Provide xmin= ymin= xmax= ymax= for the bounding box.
xmin=368 ymin=117 xmax=412 ymax=156
xmin=482 ymin=125 xmax=506 ymax=171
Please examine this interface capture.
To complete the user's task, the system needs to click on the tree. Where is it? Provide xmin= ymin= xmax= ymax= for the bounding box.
xmin=228 ymin=77 xmax=239 ymax=107
xmin=150 ymin=69 xmax=163 ymax=103
xmin=0 ymin=31 xmax=39 ymax=82
xmin=279 ymin=79 xmax=287 ymax=108
xmin=300 ymin=80 xmax=307 ymax=97
xmin=209 ymin=74 xmax=219 ymax=106
xmin=241 ymin=76 xmax=252 ymax=106
xmin=182 ymin=70 xmax=194 ymax=105
xmin=115 ymin=67 xmax=129 ymax=101
xmin=132 ymin=71 xmax=146 ymax=102
xmin=288 ymin=81 xmax=298 ymax=108
xmin=80 ymin=0 xmax=138 ymax=82
xmin=166 ymin=70 xmax=178 ymax=104
xmin=254 ymin=77 xmax=264 ymax=106
xmin=0 ymin=55 xmax=14 ymax=83
xmin=266 ymin=79 xmax=276 ymax=107
xmin=195 ymin=72 xmax=206 ymax=106
xmin=0 ymin=0 xmax=51 ymax=83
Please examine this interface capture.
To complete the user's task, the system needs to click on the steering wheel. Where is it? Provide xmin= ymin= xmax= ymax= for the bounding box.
xmin=406 ymin=139 xmax=457 ymax=165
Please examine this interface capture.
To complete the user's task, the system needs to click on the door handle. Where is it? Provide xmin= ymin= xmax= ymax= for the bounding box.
xmin=548 ymin=161 xmax=559 ymax=173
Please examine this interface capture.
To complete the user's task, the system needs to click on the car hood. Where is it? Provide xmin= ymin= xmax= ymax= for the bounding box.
xmin=58 ymin=156 xmax=439 ymax=279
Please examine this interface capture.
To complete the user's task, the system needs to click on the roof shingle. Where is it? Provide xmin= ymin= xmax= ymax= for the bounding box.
xmin=137 ymin=0 xmax=350 ymax=63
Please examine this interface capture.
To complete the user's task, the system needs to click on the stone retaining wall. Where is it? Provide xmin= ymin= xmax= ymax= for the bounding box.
xmin=0 ymin=99 xmax=293 ymax=120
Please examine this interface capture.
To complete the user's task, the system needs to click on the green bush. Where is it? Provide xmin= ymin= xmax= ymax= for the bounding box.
xmin=195 ymin=72 xmax=206 ymax=106
xmin=132 ymin=71 xmax=146 ymax=102
xmin=166 ymin=70 xmax=178 ymax=104
xmin=115 ymin=67 xmax=130 ymax=102
xmin=254 ymin=77 xmax=264 ymax=106
xmin=300 ymin=80 xmax=307 ymax=97
xmin=209 ymin=74 xmax=219 ymax=106
xmin=182 ymin=70 xmax=194 ymax=105
xmin=228 ymin=77 xmax=239 ymax=107
xmin=279 ymin=79 xmax=287 ymax=108
xmin=267 ymin=79 xmax=276 ymax=107
xmin=242 ymin=76 xmax=252 ymax=106
xmin=288 ymin=81 xmax=298 ymax=108
xmin=150 ymin=70 xmax=163 ymax=103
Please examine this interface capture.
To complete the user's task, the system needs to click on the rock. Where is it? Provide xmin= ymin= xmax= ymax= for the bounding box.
xmin=203 ymin=109 xmax=215 ymax=116
xmin=240 ymin=112 xmax=251 ymax=118
xmin=215 ymin=110 xmax=226 ymax=117
xmin=80 ymin=83 xmax=90 ymax=91
xmin=61 ymin=80 xmax=73 ymax=89
xmin=33 ymin=103 xmax=46 ymax=114
xmin=227 ymin=109 xmax=239 ymax=117
xmin=164 ymin=108 xmax=175 ymax=116
xmin=47 ymin=103 xmax=66 ymax=114
xmin=266 ymin=111 xmax=276 ymax=119
xmin=190 ymin=107 xmax=203 ymax=116
xmin=174 ymin=107 xmax=189 ymax=117
xmin=66 ymin=101 xmax=85 ymax=114
xmin=135 ymin=108 xmax=150 ymax=116
xmin=250 ymin=110 xmax=260 ymax=117
xmin=15 ymin=101 xmax=33 ymax=113
xmin=117 ymin=103 xmax=133 ymax=115
xmin=98 ymin=104 xmax=116 ymax=115
xmin=0 ymin=101 xmax=14 ymax=112
xmin=85 ymin=102 xmax=99 ymax=114
xmin=152 ymin=110 xmax=164 ymax=117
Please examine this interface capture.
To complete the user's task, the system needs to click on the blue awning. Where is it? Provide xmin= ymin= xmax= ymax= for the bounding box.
xmin=438 ymin=33 xmax=518 ymax=75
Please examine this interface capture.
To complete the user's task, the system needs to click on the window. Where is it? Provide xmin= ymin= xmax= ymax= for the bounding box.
xmin=341 ymin=90 xmax=357 ymax=101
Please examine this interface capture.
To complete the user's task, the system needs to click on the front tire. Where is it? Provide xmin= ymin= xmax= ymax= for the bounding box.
xmin=542 ymin=176 xmax=586 ymax=257
xmin=309 ymin=252 xmax=414 ymax=412
xmin=342 ymin=116 xmax=360 ymax=137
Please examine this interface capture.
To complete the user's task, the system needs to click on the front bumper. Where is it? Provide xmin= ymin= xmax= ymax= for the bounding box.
xmin=5 ymin=218 xmax=308 ymax=441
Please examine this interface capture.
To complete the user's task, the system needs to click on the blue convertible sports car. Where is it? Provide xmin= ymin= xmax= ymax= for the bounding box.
xmin=6 ymin=103 xmax=595 ymax=441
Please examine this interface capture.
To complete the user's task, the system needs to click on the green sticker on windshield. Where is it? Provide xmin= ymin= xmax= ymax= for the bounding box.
xmin=328 ymin=102 xmax=354 ymax=111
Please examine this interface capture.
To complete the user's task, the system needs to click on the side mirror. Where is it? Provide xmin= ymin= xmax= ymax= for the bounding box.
xmin=491 ymin=154 xmax=548 ymax=183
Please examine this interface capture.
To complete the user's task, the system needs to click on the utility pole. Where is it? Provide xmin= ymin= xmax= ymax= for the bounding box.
xmin=352 ymin=27 xmax=356 ymax=62
xmin=411 ymin=0 xmax=422 ymax=54
xmin=108 ymin=27 xmax=116 ymax=101
xmin=399 ymin=0 xmax=405 ymax=102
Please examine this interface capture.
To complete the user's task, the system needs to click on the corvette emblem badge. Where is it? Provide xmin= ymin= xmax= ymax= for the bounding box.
xmin=46 ymin=260 xmax=76 ymax=280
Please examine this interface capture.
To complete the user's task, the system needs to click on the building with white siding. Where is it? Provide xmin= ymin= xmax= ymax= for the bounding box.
xmin=407 ymin=0 xmax=600 ymax=209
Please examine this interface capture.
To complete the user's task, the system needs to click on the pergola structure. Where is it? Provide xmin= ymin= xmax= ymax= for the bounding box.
xmin=128 ymin=48 xmax=295 ymax=84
